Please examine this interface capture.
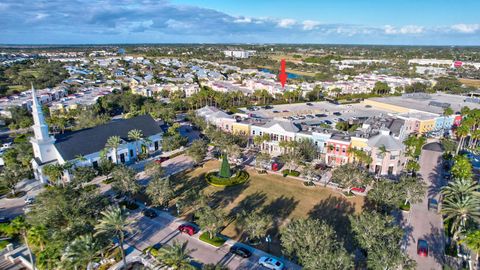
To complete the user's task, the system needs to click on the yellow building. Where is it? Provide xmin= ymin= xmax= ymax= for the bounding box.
xmin=349 ymin=136 xmax=369 ymax=163
xmin=418 ymin=118 xmax=436 ymax=134
xmin=231 ymin=122 xmax=250 ymax=136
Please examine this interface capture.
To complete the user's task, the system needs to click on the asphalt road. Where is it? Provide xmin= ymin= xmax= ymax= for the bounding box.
xmin=402 ymin=147 xmax=445 ymax=270
xmin=0 ymin=179 xmax=43 ymax=220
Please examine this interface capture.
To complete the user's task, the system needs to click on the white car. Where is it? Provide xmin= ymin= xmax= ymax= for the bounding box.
xmin=258 ymin=256 xmax=284 ymax=270
xmin=25 ymin=197 xmax=35 ymax=205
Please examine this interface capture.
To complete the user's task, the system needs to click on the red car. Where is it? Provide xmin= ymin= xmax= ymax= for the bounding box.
xmin=155 ymin=156 xmax=169 ymax=164
xmin=178 ymin=224 xmax=196 ymax=236
xmin=417 ymin=239 xmax=428 ymax=257
xmin=351 ymin=187 xmax=366 ymax=193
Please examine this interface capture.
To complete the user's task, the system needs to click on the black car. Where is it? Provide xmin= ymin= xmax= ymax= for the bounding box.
xmin=306 ymin=102 xmax=313 ymax=106
xmin=229 ymin=246 xmax=252 ymax=258
xmin=333 ymin=112 xmax=342 ymax=116
xmin=0 ymin=217 xmax=10 ymax=223
xmin=142 ymin=208 xmax=158 ymax=218
xmin=315 ymin=114 xmax=327 ymax=117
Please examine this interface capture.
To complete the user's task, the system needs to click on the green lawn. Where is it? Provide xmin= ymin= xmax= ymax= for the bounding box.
xmin=171 ymin=160 xmax=365 ymax=255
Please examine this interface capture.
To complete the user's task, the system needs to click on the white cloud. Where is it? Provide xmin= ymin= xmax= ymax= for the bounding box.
xmin=400 ymin=25 xmax=424 ymax=34
xmin=384 ymin=25 xmax=424 ymax=34
xmin=34 ymin=13 xmax=49 ymax=20
xmin=451 ymin=23 xmax=480 ymax=33
xmin=277 ymin=18 xmax=296 ymax=28
xmin=234 ymin=17 xmax=251 ymax=24
xmin=302 ymin=20 xmax=320 ymax=30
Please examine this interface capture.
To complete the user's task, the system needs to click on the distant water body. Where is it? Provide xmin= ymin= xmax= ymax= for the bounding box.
xmin=258 ymin=68 xmax=301 ymax=79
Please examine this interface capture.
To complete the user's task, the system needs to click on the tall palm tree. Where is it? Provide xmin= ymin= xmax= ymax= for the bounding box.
xmin=27 ymin=225 xmax=48 ymax=252
xmin=456 ymin=124 xmax=470 ymax=154
xmin=442 ymin=107 xmax=454 ymax=135
xmin=105 ymin=136 xmax=122 ymax=164
xmin=63 ymin=234 xmax=101 ymax=270
xmin=8 ymin=217 xmax=36 ymax=270
xmin=127 ymin=129 xmax=144 ymax=161
xmin=460 ymin=231 xmax=480 ymax=265
xmin=441 ymin=194 xmax=480 ymax=240
xmin=442 ymin=178 xmax=478 ymax=198
xmin=95 ymin=206 xmax=133 ymax=268
xmin=155 ymin=241 xmax=194 ymax=270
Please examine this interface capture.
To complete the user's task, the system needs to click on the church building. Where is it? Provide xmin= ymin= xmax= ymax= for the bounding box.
xmin=29 ymin=86 xmax=163 ymax=183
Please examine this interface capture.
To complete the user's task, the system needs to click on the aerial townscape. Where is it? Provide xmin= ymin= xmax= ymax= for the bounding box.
xmin=1 ymin=1 xmax=480 ymax=270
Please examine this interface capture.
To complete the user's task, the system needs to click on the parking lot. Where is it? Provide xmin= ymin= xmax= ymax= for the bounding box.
xmin=240 ymin=101 xmax=389 ymax=126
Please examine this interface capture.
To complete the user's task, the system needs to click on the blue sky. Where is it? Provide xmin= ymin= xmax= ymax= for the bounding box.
xmin=1 ymin=0 xmax=479 ymax=45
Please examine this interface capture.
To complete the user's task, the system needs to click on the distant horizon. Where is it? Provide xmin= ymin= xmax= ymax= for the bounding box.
xmin=1 ymin=42 xmax=480 ymax=48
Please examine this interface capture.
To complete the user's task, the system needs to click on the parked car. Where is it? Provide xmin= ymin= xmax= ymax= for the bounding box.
xmin=0 ymin=217 xmax=10 ymax=223
xmin=25 ymin=197 xmax=35 ymax=205
xmin=428 ymin=198 xmax=439 ymax=212
xmin=306 ymin=102 xmax=313 ymax=106
xmin=324 ymin=120 xmax=333 ymax=125
xmin=258 ymin=256 xmax=284 ymax=270
xmin=351 ymin=187 xmax=366 ymax=193
xmin=315 ymin=113 xmax=327 ymax=118
xmin=272 ymin=110 xmax=280 ymax=113
xmin=417 ymin=239 xmax=428 ymax=257
xmin=333 ymin=112 xmax=342 ymax=116
xmin=282 ymin=110 xmax=289 ymax=113
xmin=142 ymin=208 xmax=158 ymax=218
xmin=155 ymin=156 xmax=169 ymax=164
xmin=229 ymin=246 xmax=252 ymax=258
xmin=178 ymin=224 xmax=196 ymax=236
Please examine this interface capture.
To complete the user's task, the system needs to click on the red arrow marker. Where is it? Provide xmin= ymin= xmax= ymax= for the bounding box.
xmin=278 ymin=59 xmax=287 ymax=88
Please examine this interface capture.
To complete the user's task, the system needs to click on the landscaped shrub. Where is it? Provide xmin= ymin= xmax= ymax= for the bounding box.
xmin=0 ymin=239 xmax=10 ymax=250
xmin=83 ymin=184 xmax=99 ymax=192
xmin=206 ymin=170 xmax=249 ymax=187
xmin=199 ymin=232 xmax=226 ymax=247
xmin=399 ymin=202 xmax=411 ymax=211
xmin=281 ymin=169 xmax=301 ymax=177
xmin=303 ymin=181 xmax=315 ymax=186
xmin=103 ymin=177 xmax=115 ymax=184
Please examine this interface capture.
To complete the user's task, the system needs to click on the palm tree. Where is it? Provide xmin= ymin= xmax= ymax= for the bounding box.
xmin=27 ymin=225 xmax=48 ymax=252
xmin=105 ymin=136 xmax=122 ymax=164
xmin=155 ymin=241 xmax=194 ymax=269
xmin=142 ymin=137 xmax=152 ymax=155
xmin=63 ymin=234 xmax=101 ymax=270
xmin=441 ymin=194 xmax=480 ymax=240
xmin=8 ymin=217 xmax=36 ymax=270
xmin=442 ymin=178 xmax=478 ymax=197
xmin=127 ymin=129 xmax=144 ymax=161
xmin=442 ymin=107 xmax=454 ymax=135
xmin=460 ymin=231 xmax=480 ymax=265
xmin=456 ymin=124 xmax=470 ymax=154
xmin=378 ymin=145 xmax=387 ymax=158
xmin=95 ymin=206 xmax=133 ymax=268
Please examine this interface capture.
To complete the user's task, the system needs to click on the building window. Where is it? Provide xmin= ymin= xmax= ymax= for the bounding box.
xmin=252 ymin=130 xmax=256 ymax=135
xmin=390 ymin=155 xmax=396 ymax=160
xmin=388 ymin=166 xmax=394 ymax=175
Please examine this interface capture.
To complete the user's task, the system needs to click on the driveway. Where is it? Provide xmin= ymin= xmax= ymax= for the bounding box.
xmin=402 ymin=145 xmax=445 ymax=269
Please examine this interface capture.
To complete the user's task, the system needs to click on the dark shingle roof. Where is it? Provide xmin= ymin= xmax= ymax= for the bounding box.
xmin=54 ymin=115 xmax=162 ymax=161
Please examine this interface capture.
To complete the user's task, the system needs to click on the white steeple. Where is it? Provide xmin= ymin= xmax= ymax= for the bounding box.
xmin=31 ymin=84 xmax=51 ymax=141
xmin=30 ymin=85 xmax=57 ymax=163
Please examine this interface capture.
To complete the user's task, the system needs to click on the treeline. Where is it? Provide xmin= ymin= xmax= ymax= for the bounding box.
xmin=0 ymin=59 xmax=69 ymax=96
